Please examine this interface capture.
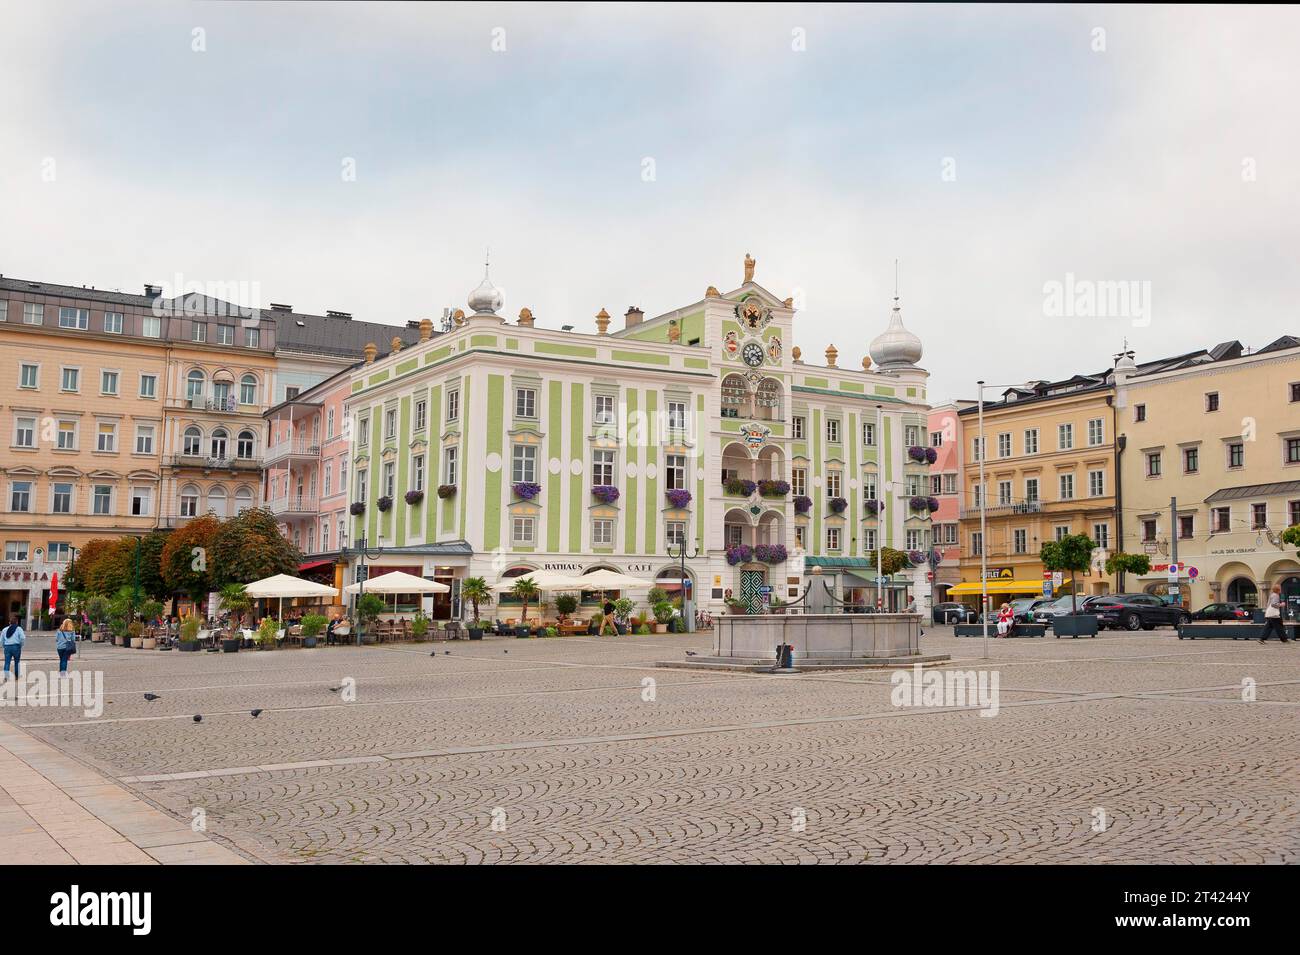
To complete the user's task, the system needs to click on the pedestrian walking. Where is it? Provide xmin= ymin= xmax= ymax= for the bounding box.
xmin=55 ymin=618 xmax=77 ymax=675
xmin=3 ymin=614 xmax=25 ymax=679
xmin=1259 ymin=585 xmax=1289 ymax=643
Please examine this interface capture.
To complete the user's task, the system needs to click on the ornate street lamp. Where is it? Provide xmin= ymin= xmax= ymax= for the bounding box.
xmin=666 ymin=536 xmax=699 ymax=632
xmin=342 ymin=531 xmax=384 ymax=646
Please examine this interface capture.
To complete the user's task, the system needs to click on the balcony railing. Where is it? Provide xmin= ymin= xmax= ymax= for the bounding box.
xmin=268 ymin=494 xmax=319 ymax=516
xmin=167 ymin=453 xmax=262 ymax=471
xmin=959 ymin=500 xmax=1043 ymax=520
xmin=265 ymin=438 xmax=322 ymax=463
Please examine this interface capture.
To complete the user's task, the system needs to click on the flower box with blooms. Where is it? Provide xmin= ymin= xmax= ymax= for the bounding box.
xmin=349 ymin=501 xmax=366 ymax=516
xmin=725 ymin=544 xmax=754 ymax=566
xmin=754 ymin=543 xmax=788 ymax=564
xmin=926 ymin=495 xmax=940 ymax=512
xmin=724 ymin=477 xmax=757 ymax=497
xmin=665 ymin=488 xmax=692 ymax=509
xmin=758 ymin=479 xmax=791 ymax=498
xmin=925 ymin=447 xmax=938 ymax=465
xmin=907 ymin=550 xmax=926 ymax=566
xmin=376 ymin=496 xmax=393 ymax=512
xmin=828 ymin=496 xmax=848 ymax=514
xmin=908 ymin=496 xmax=930 ymax=512
xmin=793 ymin=494 xmax=812 ymax=515
xmin=512 ymin=482 xmax=542 ymax=501
xmin=405 ymin=489 xmax=424 ymax=506
xmin=863 ymin=499 xmax=880 ymax=515
xmin=907 ymin=445 xmax=929 ymax=463
xmin=436 ymin=484 xmax=457 ymax=499
xmin=591 ymin=485 xmax=620 ymax=505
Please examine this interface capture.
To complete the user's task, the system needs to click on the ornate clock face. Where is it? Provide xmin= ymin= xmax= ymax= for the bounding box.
xmin=741 ymin=341 xmax=765 ymax=367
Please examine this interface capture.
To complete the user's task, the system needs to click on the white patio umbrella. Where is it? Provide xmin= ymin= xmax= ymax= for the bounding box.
xmin=343 ymin=570 xmax=450 ymax=614
xmin=241 ymin=573 xmax=340 ymax=623
xmin=576 ymin=569 xmax=654 ymax=592
xmin=491 ymin=569 xmax=587 ymax=592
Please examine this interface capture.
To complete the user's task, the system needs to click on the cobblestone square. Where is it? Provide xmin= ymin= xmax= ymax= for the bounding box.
xmin=2 ymin=629 xmax=1296 ymax=864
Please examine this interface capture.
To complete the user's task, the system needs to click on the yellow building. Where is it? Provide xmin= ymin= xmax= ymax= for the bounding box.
xmin=1116 ymin=335 xmax=1300 ymax=610
xmin=953 ymin=371 xmax=1121 ymax=605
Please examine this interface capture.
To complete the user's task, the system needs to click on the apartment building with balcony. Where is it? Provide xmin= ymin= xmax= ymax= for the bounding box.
xmin=340 ymin=257 xmax=933 ymax=619
xmin=1116 ymin=335 xmax=1300 ymax=609
xmin=927 ymin=401 xmax=972 ymax=601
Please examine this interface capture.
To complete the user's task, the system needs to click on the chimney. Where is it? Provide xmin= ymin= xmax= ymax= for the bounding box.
xmin=272 ymin=303 xmax=296 ymax=312
xmin=144 ymin=284 xmax=162 ymax=298
xmin=595 ymin=307 xmax=611 ymax=335
xmin=624 ymin=306 xmax=644 ymax=329
xmin=419 ymin=318 xmax=433 ymax=341
xmin=363 ymin=342 xmax=377 ymax=364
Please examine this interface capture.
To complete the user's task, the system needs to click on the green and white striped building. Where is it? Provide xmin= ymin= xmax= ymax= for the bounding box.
xmin=342 ymin=260 xmax=933 ymax=618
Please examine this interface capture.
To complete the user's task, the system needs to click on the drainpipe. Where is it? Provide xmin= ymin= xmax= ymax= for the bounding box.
xmin=1109 ymin=395 xmax=1125 ymax=591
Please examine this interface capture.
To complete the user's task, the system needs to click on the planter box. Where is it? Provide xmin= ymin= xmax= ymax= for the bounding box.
xmin=516 ymin=627 xmax=531 ymax=638
xmin=91 ymin=635 xmax=104 ymax=643
xmin=302 ymin=636 xmax=318 ymax=648
xmin=653 ymin=623 xmax=667 ymax=633
xmin=178 ymin=641 xmax=200 ymax=652
xmin=1179 ymin=621 xmax=1299 ymax=641
xmin=130 ymin=637 xmax=144 ymax=649
xmin=141 ymin=638 xmax=157 ymax=650
xmin=468 ymin=627 xmax=484 ymax=641
xmin=1052 ymin=614 xmax=1099 ymax=638
xmin=954 ymin=623 xmax=1046 ymax=638
xmin=220 ymin=638 xmax=241 ymax=653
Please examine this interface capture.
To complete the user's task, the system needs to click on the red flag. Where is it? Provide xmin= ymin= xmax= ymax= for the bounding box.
xmin=49 ymin=572 xmax=59 ymax=613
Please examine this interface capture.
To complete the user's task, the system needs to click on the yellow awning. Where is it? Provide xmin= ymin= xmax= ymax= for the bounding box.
xmin=947 ymin=580 xmax=1051 ymax=596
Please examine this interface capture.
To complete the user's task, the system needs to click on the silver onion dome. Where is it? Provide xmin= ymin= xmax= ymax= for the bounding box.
xmin=468 ymin=263 xmax=503 ymax=315
xmin=869 ymin=297 xmax=923 ymax=369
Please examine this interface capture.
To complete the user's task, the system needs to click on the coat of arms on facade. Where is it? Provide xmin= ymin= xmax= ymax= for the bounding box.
xmin=741 ymin=422 xmax=771 ymax=449
xmin=736 ymin=299 xmax=771 ymax=331
xmin=766 ymin=335 xmax=782 ymax=362
xmin=723 ymin=329 xmax=740 ymax=355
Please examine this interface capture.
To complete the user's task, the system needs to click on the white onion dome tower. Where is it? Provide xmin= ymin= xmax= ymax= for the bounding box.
xmin=467 ymin=255 xmax=503 ymax=316
xmin=869 ymin=293 xmax=923 ymax=370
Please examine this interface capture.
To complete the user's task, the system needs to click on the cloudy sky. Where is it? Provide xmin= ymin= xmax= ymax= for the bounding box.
xmin=2 ymin=2 xmax=1296 ymax=402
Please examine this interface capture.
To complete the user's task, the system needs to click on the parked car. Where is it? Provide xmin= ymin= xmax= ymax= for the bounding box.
xmin=975 ymin=597 xmax=1055 ymax=624
xmin=1089 ymin=594 xmax=1191 ymax=631
xmin=933 ymin=602 xmax=977 ymax=624
xmin=1189 ymin=602 xmax=1253 ymax=622
xmin=1031 ymin=594 xmax=1110 ymax=627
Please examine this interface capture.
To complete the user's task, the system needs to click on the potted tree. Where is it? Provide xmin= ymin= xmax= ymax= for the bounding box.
xmin=588 ymin=612 xmax=604 ymax=636
xmin=613 ymin=597 xmax=635 ymax=635
xmin=300 ymin=613 xmax=327 ymax=648
xmin=652 ymin=600 xmax=673 ymax=633
xmin=510 ymin=577 xmax=540 ymax=637
xmin=410 ymin=610 xmax=430 ymax=642
xmin=85 ymin=594 xmax=109 ymax=642
xmin=461 ymin=577 xmax=492 ymax=640
xmin=1041 ymin=533 xmax=1100 ymax=638
xmin=356 ymin=593 xmax=384 ymax=644
xmin=128 ymin=621 xmax=145 ymax=649
xmin=554 ymin=592 xmax=578 ymax=625
xmin=255 ymin=616 xmax=279 ymax=650
xmin=139 ymin=599 xmax=164 ymax=649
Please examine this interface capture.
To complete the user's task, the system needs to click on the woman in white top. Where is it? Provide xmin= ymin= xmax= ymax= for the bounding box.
xmin=1259 ymin=585 xmax=1288 ymax=643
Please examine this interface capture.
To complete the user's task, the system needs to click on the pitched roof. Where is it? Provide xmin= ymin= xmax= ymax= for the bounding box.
xmin=272 ymin=309 xmax=426 ymax=359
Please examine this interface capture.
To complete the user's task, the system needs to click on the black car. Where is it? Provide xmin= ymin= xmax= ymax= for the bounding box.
xmin=933 ymin=602 xmax=977 ymax=624
xmin=1090 ymin=594 xmax=1191 ymax=631
xmin=1190 ymin=602 xmax=1253 ymax=622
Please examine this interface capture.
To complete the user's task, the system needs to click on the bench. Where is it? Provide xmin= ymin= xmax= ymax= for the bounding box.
xmin=953 ymin=623 xmax=1046 ymax=638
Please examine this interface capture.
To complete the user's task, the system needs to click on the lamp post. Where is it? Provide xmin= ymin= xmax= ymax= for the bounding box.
xmin=667 ymin=536 xmax=699 ymax=632
xmin=343 ymin=531 xmax=383 ymax=646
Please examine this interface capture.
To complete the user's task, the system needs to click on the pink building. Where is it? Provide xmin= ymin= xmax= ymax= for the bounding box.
xmin=927 ymin=402 xmax=971 ymax=602
xmin=263 ymin=369 xmax=353 ymax=587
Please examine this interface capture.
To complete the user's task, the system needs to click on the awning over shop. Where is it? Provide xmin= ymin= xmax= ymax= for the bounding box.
xmin=947 ymin=579 xmax=1066 ymax=596
xmin=298 ymin=559 xmax=335 ymax=573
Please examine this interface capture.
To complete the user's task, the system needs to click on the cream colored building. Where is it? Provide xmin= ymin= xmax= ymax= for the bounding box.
xmin=1116 ymin=335 xmax=1300 ymax=610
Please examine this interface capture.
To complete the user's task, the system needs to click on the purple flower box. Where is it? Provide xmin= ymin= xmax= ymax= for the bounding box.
xmin=926 ymin=496 xmax=941 ymax=512
xmin=907 ymin=550 xmax=926 ymax=566
xmin=404 ymin=489 xmax=425 ymax=506
xmin=724 ymin=478 xmax=757 ymax=497
xmin=512 ymin=482 xmax=542 ymax=501
xmin=828 ymin=496 xmax=848 ymax=514
xmin=908 ymin=496 xmax=930 ymax=512
xmin=592 ymin=485 xmax=620 ymax=505
xmin=665 ymin=488 xmax=692 ymax=508
xmin=349 ymin=501 xmax=366 ymax=516
xmin=754 ymin=543 xmax=788 ymax=564
xmin=758 ymin=479 xmax=790 ymax=498
xmin=925 ymin=447 xmax=938 ymax=465
xmin=725 ymin=544 xmax=754 ymax=566
xmin=864 ymin=498 xmax=880 ymax=515
xmin=793 ymin=495 xmax=811 ymax=515
xmin=907 ymin=445 xmax=928 ymax=463
xmin=376 ymin=495 xmax=393 ymax=512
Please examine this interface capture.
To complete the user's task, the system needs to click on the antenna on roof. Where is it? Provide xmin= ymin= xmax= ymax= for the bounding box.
xmin=893 ymin=258 xmax=899 ymax=301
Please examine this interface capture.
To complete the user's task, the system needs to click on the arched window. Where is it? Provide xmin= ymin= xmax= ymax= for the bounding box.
xmin=236 ymin=429 xmax=255 ymax=459
xmin=240 ymin=374 xmax=257 ymax=406
xmin=212 ymin=378 xmax=232 ymax=407
xmin=234 ymin=486 xmax=254 ymax=515
xmin=210 ymin=428 xmax=228 ymax=460
xmin=179 ymin=484 xmax=200 ymax=518
xmin=186 ymin=369 xmax=205 ymax=401
xmin=183 ymin=426 xmax=202 ymax=457
xmin=207 ymin=485 xmax=228 ymax=518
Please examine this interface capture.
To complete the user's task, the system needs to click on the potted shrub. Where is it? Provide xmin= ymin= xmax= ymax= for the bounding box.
xmin=437 ymin=484 xmax=457 ymax=499
xmin=219 ymin=583 xmax=252 ymax=634
xmin=128 ymin=621 xmax=145 ymax=649
xmin=544 ymin=626 xmax=558 ymax=639
xmin=636 ymin=622 xmax=651 ymax=635
xmin=588 ymin=612 xmax=604 ymax=636
xmin=349 ymin=501 xmax=366 ymax=516
xmin=613 ymin=597 xmax=635 ymax=635
xmin=462 ymin=576 xmax=492 ymax=640
xmin=652 ymin=600 xmax=673 ymax=633
xmin=178 ymin=614 xmax=202 ymax=651
xmin=300 ymin=613 xmax=327 ymax=648
xmin=1041 ymin=533 xmax=1101 ymax=638
xmin=724 ymin=596 xmax=748 ymax=616
xmin=405 ymin=489 xmax=425 ymax=506
xmin=85 ymin=594 xmax=109 ymax=641
xmin=769 ymin=596 xmax=788 ymax=615
xmin=255 ymin=617 xmax=279 ymax=650
xmin=410 ymin=611 xmax=430 ymax=642
xmin=511 ymin=577 xmax=540 ymax=637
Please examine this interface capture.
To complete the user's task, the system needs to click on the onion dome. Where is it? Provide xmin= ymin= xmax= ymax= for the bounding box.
xmin=468 ymin=259 xmax=503 ymax=315
xmin=869 ymin=295 xmax=923 ymax=369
